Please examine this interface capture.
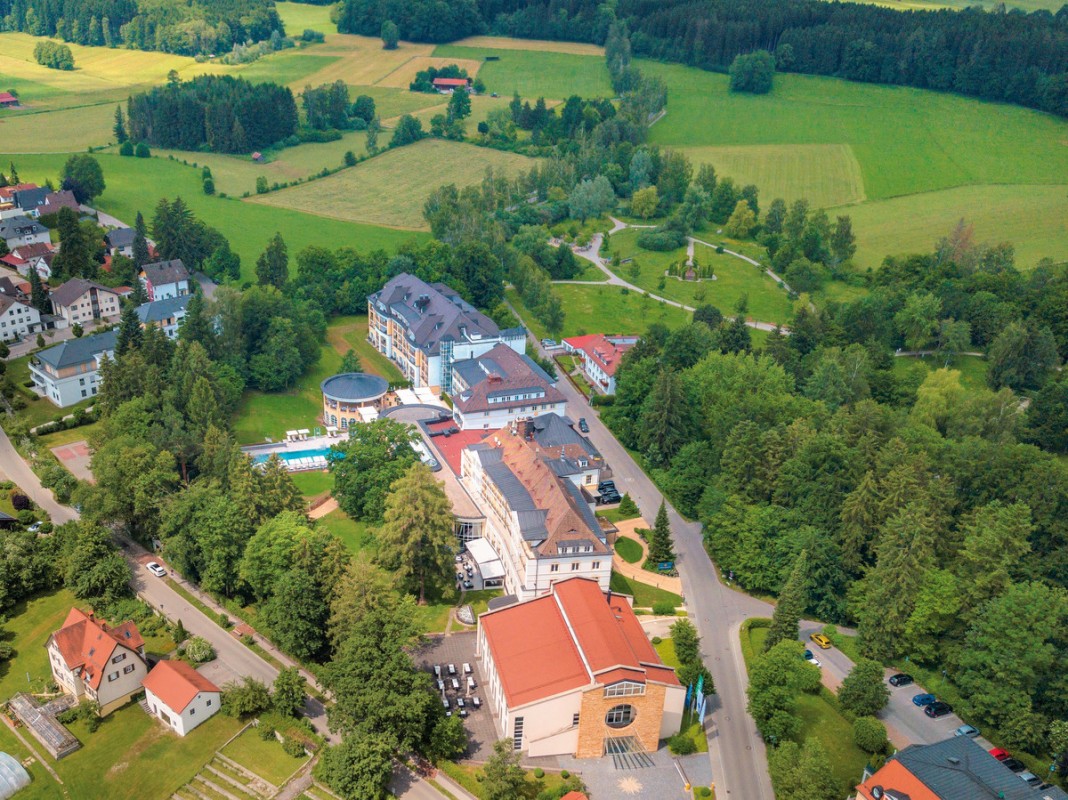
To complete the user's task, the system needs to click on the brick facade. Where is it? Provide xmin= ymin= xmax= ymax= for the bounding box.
xmin=576 ymin=682 xmax=668 ymax=758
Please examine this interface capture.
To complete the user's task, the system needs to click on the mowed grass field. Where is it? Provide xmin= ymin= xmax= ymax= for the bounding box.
xmin=376 ymin=55 xmax=483 ymax=89
xmin=2 ymin=152 xmax=426 ymax=280
xmin=680 ymin=143 xmax=866 ymax=207
xmin=250 ymin=139 xmax=538 ymax=229
xmin=841 ymin=184 xmax=1068 ymax=269
xmin=276 ymin=0 xmax=338 ymax=34
xmin=450 ymin=36 xmax=605 ymax=56
xmin=433 ymin=44 xmax=612 ymax=98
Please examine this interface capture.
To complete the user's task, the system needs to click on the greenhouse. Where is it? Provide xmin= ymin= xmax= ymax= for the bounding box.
xmin=0 ymin=752 xmax=30 ymax=799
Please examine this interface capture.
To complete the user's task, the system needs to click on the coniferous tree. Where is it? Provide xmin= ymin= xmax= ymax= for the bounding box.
xmin=765 ymin=549 xmax=810 ymax=652
xmin=27 ymin=267 xmax=49 ymax=314
xmin=115 ymin=302 xmax=143 ymax=356
xmin=648 ymin=501 xmax=676 ymax=564
xmin=113 ymin=106 xmax=127 ymax=143
xmin=255 ymin=233 xmax=289 ymax=289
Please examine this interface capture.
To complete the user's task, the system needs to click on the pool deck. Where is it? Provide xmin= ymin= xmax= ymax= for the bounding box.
xmin=241 ymin=434 xmax=342 ymax=470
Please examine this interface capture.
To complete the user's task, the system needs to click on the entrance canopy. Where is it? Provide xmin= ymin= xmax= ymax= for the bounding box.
xmin=466 ymin=538 xmax=505 ymax=581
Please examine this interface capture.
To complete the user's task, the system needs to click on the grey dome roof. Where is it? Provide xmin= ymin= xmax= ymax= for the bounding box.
xmin=320 ymin=372 xmax=389 ymax=402
xmin=0 ymin=752 xmax=30 ymax=800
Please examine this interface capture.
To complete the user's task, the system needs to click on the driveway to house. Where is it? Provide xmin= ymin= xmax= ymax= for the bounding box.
xmin=4 ymin=317 xmax=113 ymax=360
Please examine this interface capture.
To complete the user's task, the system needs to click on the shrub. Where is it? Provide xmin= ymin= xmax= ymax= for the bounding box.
xmin=134 ymin=142 xmax=150 ymax=158
xmin=533 ymin=768 xmax=544 ymax=778
xmin=258 ymin=723 xmax=276 ymax=740
xmin=853 ymin=717 xmax=888 ymax=754
xmin=202 ymin=178 xmax=215 ymax=195
xmin=282 ymin=736 xmax=306 ymax=758
xmin=184 ymin=636 xmax=216 ymax=664
xmin=11 ymin=492 xmax=31 ymax=511
xmin=222 ymin=677 xmax=271 ymax=717
xmin=667 ymin=732 xmax=697 ymax=755
xmin=696 ymin=788 xmax=712 ymax=798
xmin=17 ymin=509 xmax=35 ymax=525
xmin=637 ymin=229 xmax=686 ymax=251
xmin=618 ymin=493 xmax=639 ymax=517
xmin=343 ymin=150 xmax=357 ymax=166
xmin=560 ymin=770 xmax=570 ymax=779
xmin=651 ymin=636 xmax=662 ymax=645
xmin=119 ymin=140 xmax=134 ymax=156
xmin=217 ymin=613 xmax=232 ymax=628
xmin=652 ymin=600 xmax=677 ymax=615
xmin=256 ymin=176 xmax=269 ymax=194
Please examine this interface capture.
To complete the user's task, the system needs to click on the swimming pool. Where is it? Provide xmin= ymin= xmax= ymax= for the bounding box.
xmin=252 ymin=447 xmax=331 ymax=465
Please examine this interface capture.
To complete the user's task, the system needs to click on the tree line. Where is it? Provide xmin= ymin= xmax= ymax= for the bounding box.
xmin=479 ymin=0 xmax=1068 ymax=117
xmin=127 ymin=75 xmax=298 ymax=153
xmin=0 ymin=0 xmax=284 ymax=56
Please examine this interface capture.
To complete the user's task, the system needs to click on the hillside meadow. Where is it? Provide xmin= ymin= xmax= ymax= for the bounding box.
xmin=1 ymin=152 xmax=426 ymax=280
xmin=250 ymin=139 xmax=538 ymax=229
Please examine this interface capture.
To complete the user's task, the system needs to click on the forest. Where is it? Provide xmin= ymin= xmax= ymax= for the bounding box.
xmin=337 ymin=0 xmax=1068 ymax=116
xmin=0 ymin=0 xmax=283 ymax=55
xmin=127 ymin=75 xmax=299 ymax=153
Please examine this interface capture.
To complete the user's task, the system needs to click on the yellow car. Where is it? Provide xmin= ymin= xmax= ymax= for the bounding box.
xmin=810 ymin=633 xmax=832 ymax=650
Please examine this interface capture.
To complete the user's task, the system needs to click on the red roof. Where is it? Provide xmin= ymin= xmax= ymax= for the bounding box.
xmin=480 ymin=578 xmax=679 ymax=708
xmin=0 ymin=92 xmax=17 ymax=104
xmin=142 ymin=660 xmax=220 ymax=713
xmin=856 ymin=759 xmax=939 ymax=800
xmin=433 ymin=77 xmax=470 ymax=87
xmin=561 ymin=793 xmax=588 ymax=800
xmin=563 ymin=334 xmax=638 ymax=378
xmin=50 ymin=608 xmax=145 ymax=690
xmin=0 ymin=183 xmax=38 ymax=201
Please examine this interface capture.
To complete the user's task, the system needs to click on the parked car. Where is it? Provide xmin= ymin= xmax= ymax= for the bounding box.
xmin=1002 ymin=758 xmax=1027 ymax=773
xmin=578 ymin=418 xmax=589 ymax=433
xmin=1019 ymin=772 xmax=1042 ymax=787
xmin=598 ymin=480 xmax=616 ymax=492
xmin=810 ymin=633 xmax=832 ymax=649
xmin=989 ymin=748 xmax=1011 ymax=762
xmin=889 ymin=673 xmax=914 ymax=687
xmin=912 ymin=693 xmax=937 ymax=707
xmin=27 ymin=522 xmax=43 ymax=533
xmin=146 ymin=561 xmax=167 ymax=578
xmin=462 ymin=580 xmax=473 ymax=589
xmin=803 ymin=649 xmax=814 ymax=660
xmin=541 ymin=338 xmax=557 ymax=348
xmin=954 ymin=724 xmax=980 ymax=738
xmin=925 ymin=701 xmax=953 ymax=718
xmin=806 ymin=654 xmax=822 ymax=668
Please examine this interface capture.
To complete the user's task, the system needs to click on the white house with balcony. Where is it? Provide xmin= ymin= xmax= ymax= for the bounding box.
xmin=30 ymin=329 xmax=116 ymax=406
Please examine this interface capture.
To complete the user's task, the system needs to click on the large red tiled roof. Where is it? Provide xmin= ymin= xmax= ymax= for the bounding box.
xmin=433 ymin=77 xmax=470 ymax=87
xmin=50 ymin=608 xmax=144 ymax=690
xmin=563 ymin=334 xmax=637 ymax=378
xmin=142 ymin=660 xmax=219 ymax=713
xmin=856 ymin=759 xmax=939 ymax=800
xmin=480 ymin=578 xmax=679 ymax=709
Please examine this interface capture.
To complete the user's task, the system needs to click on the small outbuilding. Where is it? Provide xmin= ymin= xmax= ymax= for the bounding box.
xmin=0 ymin=752 xmax=30 ymax=799
xmin=321 ymin=372 xmax=389 ymax=430
xmin=142 ymin=659 xmax=221 ymax=736
xmin=0 ymin=92 xmax=19 ymax=109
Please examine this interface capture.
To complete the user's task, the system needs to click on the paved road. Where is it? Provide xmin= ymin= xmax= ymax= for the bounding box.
xmin=532 ymin=337 xmax=777 ymax=800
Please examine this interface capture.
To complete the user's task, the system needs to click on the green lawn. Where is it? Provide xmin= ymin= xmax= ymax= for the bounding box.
xmin=2 ymin=153 xmax=427 ymax=282
xmin=653 ymin=637 xmax=680 ymax=669
xmin=506 ymin=284 xmax=692 ymax=342
xmin=439 ymin=761 xmax=579 ymax=800
xmin=432 ymin=45 xmax=612 ymax=99
xmin=36 ymin=421 xmax=102 ymax=448
xmin=893 ymin=354 xmax=989 ymax=392
xmin=614 ymin=537 xmax=644 ymax=564
xmin=276 ymin=1 xmax=337 ymax=35
xmin=597 ymin=506 xmax=641 ymax=524
xmin=0 ymin=588 xmax=79 ymax=699
xmin=315 ymin=508 xmax=373 ymax=555
xmin=412 ymin=588 xmax=501 ymax=634
xmin=744 ymin=623 xmax=869 ymax=798
xmin=291 ymin=470 xmax=333 ymax=498
xmin=233 ymin=315 xmax=401 ymax=444
xmin=609 ymin=571 xmax=682 ymax=609
xmin=220 ymin=727 xmax=309 ymax=786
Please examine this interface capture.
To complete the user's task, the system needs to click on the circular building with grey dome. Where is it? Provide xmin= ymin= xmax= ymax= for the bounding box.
xmin=321 ymin=372 xmax=389 ymax=429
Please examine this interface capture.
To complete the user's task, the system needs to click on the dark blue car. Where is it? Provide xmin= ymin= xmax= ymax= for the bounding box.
xmin=912 ymin=693 xmax=937 ymax=707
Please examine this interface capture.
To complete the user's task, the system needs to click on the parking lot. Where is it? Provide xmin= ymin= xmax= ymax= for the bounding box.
xmin=413 ymin=632 xmax=500 ymax=761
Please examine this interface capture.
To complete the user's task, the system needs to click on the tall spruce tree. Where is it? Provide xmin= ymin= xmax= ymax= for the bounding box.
xmin=113 ymin=106 xmax=127 ymax=143
xmin=115 ymin=301 xmax=143 ymax=356
xmin=27 ymin=267 xmax=49 ymax=314
xmin=765 ymin=549 xmax=810 ymax=652
xmin=648 ymin=500 xmax=676 ymax=564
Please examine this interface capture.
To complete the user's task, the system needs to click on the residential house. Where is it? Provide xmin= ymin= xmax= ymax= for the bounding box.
xmin=368 ymin=273 xmax=526 ymax=393
xmin=36 ymin=190 xmax=80 ymax=217
xmin=30 ymin=329 xmax=117 ymax=406
xmin=0 ymin=294 xmax=41 ymax=341
xmin=45 ymin=608 xmax=148 ymax=715
xmin=0 ymin=183 xmax=37 ymax=204
xmin=12 ymin=187 xmax=50 ymax=215
xmin=461 ymin=422 xmax=612 ymax=601
xmin=49 ymin=278 xmax=121 ymax=328
xmin=562 ymin=334 xmax=639 ymax=395
xmin=856 ymin=736 xmax=1068 ymax=800
xmin=139 ymin=259 xmax=190 ymax=301
xmin=0 ymin=215 xmax=50 ymax=250
xmin=0 ymin=274 xmax=29 ymax=299
xmin=104 ymin=228 xmax=136 ymax=257
xmin=0 ymin=91 xmax=19 ymax=108
xmin=433 ymin=77 xmax=472 ymax=92
xmin=477 ymin=577 xmax=685 ymax=758
xmin=451 ymin=343 xmax=566 ymax=430
xmin=1 ymin=241 xmax=56 ymax=280
xmin=136 ymin=294 xmax=190 ymax=339
xmin=142 ymin=660 xmax=221 ymax=736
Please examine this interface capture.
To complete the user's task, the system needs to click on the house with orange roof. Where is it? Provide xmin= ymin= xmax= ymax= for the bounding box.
xmin=477 ymin=577 xmax=685 ymax=758
xmin=142 ymin=659 xmax=221 ymax=736
xmin=562 ymin=333 xmax=639 ymax=395
xmin=461 ymin=422 xmax=612 ymax=601
xmin=45 ymin=608 xmax=148 ymax=715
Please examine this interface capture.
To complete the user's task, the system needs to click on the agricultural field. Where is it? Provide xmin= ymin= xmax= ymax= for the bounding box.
xmin=450 ymin=36 xmax=605 ymax=56
xmin=840 ymin=184 xmax=1068 ymax=269
xmin=296 ymin=35 xmax=437 ymax=88
xmin=680 ymin=144 xmax=866 ymax=208
xmin=250 ymin=139 xmax=538 ymax=229
xmin=276 ymin=0 xmax=338 ymax=35
xmin=828 ymin=0 xmax=1063 ymax=9
xmin=433 ymin=44 xmax=612 ymax=99
xmin=2 ymin=152 xmax=426 ymax=280
xmin=376 ymin=55 xmax=483 ymax=89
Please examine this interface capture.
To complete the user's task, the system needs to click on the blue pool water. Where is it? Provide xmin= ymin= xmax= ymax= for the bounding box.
xmin=252 ymin=447 xmax=330 ymax=465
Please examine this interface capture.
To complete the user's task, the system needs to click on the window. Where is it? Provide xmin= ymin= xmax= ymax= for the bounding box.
xmin=549 ymin=564 xmax=559 ymax=573
xmin=571 ymin=562 xmax=580 ymax=571
xmin=512 ymin=716 xmax=524 ymax=750
xmin=107 ymin=671 xmax=119 ymax=682
xmin=190 ymin=708 xmax=196 ymax=716
xmin=605 ymin=704 xmax=636 ymax=728
xmin=585 ymin=475 xmax=593 ymax=485
xmin=112 ymin=653 xmax=126 ymax=664
xmin=206 ymin=699 xmax=212 ymax=706
xmin=592 ymin=561 xmax=601 ymax=570
xmin=123 ymin=664 xmax=136 ymax=674
xmin=605 ymin=681 xmax=645 ymax=698
xmin=572 ymin=713 xmax=580 ymax=726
